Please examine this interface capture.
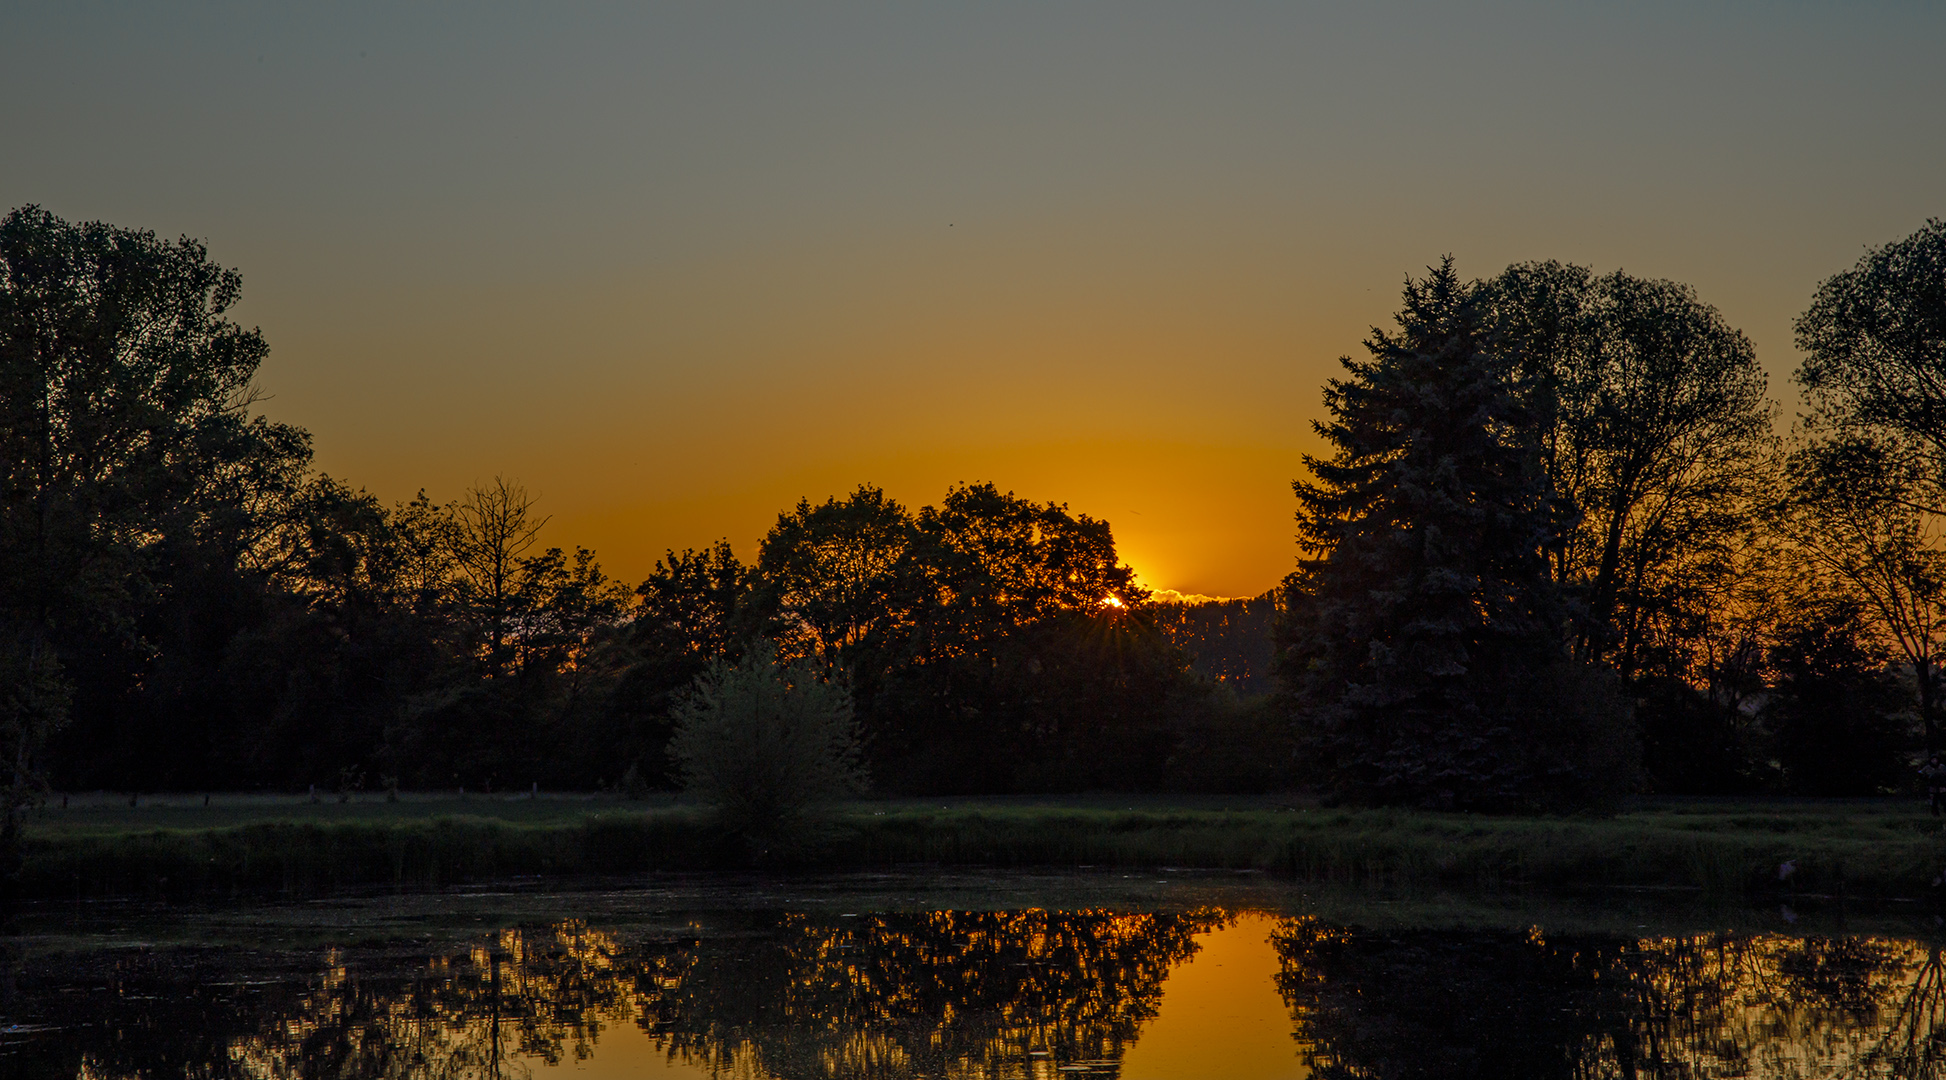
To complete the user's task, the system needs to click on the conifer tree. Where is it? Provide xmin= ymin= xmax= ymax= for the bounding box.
xmin=1282 ymin=260 xmax=1633 ymax=809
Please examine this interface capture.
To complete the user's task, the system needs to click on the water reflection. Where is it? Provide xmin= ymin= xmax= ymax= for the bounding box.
xmin=1273 ymin=919 xmax=1946 ymax=1078
xmin=230 ymin=922 xmax=640 ymax=1077
xmin=641 ymin=909 xmax=1225 ymax=1078
xmin=18 ymin=909 xmax=1223 ymax=1079
xmin=14 ymin=904 xmax=1946 ymax=1079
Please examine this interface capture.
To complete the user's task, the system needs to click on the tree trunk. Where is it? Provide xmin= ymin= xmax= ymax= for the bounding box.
xmin=1919 ymin=656 xmax=1939 ymax=758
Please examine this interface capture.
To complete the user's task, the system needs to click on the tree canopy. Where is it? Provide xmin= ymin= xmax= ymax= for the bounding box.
xmin=0 ymin=206 xmax=310 ymax=820
xmin=1797 ymin=219 xmax=1946 ymax=477
xmin=1487 ymin=261 xmax=1773 ymax=678
xmin=13 ymin=203 xmax=1946 ymax=809
xmin=1283 ymin=260 xmax=1634 ymax=810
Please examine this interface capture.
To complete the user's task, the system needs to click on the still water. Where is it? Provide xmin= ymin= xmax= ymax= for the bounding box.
xmin=6 ymin=871 xmax=1945 ymax=1078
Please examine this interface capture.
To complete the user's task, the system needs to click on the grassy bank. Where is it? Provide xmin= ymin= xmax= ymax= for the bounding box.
xmin=18 ymin=793 xmax=1946 ymax=901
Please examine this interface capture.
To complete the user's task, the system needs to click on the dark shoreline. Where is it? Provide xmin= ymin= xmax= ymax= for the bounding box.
xmin=17 ymin=795 xmax=1946 ymax=902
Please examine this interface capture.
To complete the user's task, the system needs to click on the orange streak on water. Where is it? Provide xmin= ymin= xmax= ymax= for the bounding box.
xmin=1120 ymin=911 xmax=1308 ymax=1080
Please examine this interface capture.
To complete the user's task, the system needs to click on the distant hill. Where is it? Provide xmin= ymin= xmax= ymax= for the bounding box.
xmin=1148 ymin=589 xmax=1280 ymax=697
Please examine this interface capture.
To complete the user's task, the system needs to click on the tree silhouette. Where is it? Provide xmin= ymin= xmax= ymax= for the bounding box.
xmin=1765 ymin=596 xmax=1912 ymax=793
xmin=757 ymin=485 xmax=917 ymax=669
xmin=1797 ymin=219 xmax=1946 ymax=482
xmin=884 ymin=482 xmax=1165 ymax=790
xmin=1488 ymin=262 xmax=1774 ymax=678
xmin=0 ymin=205 xmax=309 ymax=817
xmin=597 ymin=540 xmax=763 ymax=787
xmin=1773 ymin=432 xmax=1946 ymax=755
xmin=448 ymin=476 xmax=550 ymax=679
xmin=1284 ymin=259 xmax=1632 ymax=810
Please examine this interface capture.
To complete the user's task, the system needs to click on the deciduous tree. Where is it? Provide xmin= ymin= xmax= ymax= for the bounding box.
xmin=1772 ymin=433 xmax=1946 ymax=753
xmin=447 ymin=476 xmax=549 ymax=677
xmin=756 ymin=486 xmax=915 ymax=668
xmin=1488 ymin=263 xmax=1774 ymax=676
xmin=0 ymin=205 xmax=308 ymax=818
xmin=1796 ymin=219 xmax=1946 ymax=479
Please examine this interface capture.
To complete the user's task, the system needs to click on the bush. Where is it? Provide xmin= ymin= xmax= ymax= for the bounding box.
xmin=668 ymin=644 xmax=866 ymax=856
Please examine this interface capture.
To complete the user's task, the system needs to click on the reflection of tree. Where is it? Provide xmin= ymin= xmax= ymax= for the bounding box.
xmin=1598 ymin=934 xmax=1911 ymax=1078
xmin=52 ymin=909 xmax=1946 ymax=1080
xmin=1272 ymin=917 xmax=1620 ymax=1079
xmin=225 ymin=920 xmax=639 ymax=1078
xmin=10 ymin=944 xmax=313 ymax=1080
xmin=1870 ymin=945 xmax=1946 ymax=1080
xmin=36 ymin=909 xmax=1222 ymax=1079
xmin=1271 ymin=918 xmax=1946 ymax=1079
xmin=637 ymin=909 xmax=1226 ymax=1079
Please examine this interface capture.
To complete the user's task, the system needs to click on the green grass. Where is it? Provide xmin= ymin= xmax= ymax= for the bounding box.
xmin=18 ymin=792 xmax=1946 ymax=901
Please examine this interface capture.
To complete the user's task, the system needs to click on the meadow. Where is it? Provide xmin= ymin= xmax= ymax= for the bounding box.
xmin=19 ymin=792 xmax=1946 ymax=902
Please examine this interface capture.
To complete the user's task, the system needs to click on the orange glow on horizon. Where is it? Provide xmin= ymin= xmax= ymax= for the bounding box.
xmin=12 ymin=2 xmax=1932 ymax=618
xmin=538 ymin=439 xmax=1313 ymax=601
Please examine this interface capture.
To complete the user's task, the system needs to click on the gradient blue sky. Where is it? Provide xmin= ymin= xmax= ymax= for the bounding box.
xmin=4 ymin=2 xmax=1941 ymax=595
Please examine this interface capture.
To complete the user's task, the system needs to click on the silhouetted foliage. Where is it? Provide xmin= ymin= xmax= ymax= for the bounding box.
xmin=596 ymin=540 xmax=763 ymax=787
xmin=1797 ymin=218 xmax=1946 ymax=478
xmin=1774 ymin=424 xmax=1946 ymax=759
xmin=861 ymin=482 xmax=1182 ymax=792
xmin=725 ymin=481 xmax=1189 ymax=793
xmin=1162 ymin=691 xmax=1296 ymax=792
xmin=0 ymin=205 xmax=310 ymax=815
xmin=757 ymin=484 xmax=917 ymax=669
xmin=1767 ymin=597 xmax=1913 ymax=795
xmin=19 ymin=204 xmax=1946 ymax=801
xmin=1634 ymin=675 xmax=1767 ymax=795
xmin=1488 ymin=261 xmax=1775 ymax=682
xmin=670 ymin=643 xmax=866 ymax=856
xmin=1283 ymin=260 xmax=1635 ymax=810
xmin=1147 ymin=591 xmax=1294 ymax=790
xmin=1150 ymin=590 xmax=1280 ymax=696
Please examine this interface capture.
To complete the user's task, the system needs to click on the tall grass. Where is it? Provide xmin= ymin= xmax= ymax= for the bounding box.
xmin=17 ymin=797 xmax=1946 ymax=901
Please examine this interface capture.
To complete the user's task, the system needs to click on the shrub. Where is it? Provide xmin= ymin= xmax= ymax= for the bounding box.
xmin=668 ymin=644 xmax=866 ymax=856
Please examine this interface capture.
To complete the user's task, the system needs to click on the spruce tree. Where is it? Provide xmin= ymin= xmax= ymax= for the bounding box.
xmin=1282 ymin=260 xmax=1633 ymax=810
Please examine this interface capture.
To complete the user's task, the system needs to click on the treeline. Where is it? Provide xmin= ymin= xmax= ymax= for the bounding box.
xmin=1284 ymin=221 xmax=1946 ymax=809
xmin=1149 ymin=592 xmax=1279 ymax=697
xmin=5 ymin=203 xmax=1945 ymax=812
xmin=28 ymin=471 xmax=1207 ymax=796
xmin=0 ymin=203 xmax=1227 ymax=804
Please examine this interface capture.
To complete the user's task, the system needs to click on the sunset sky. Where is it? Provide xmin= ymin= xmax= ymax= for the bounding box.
xmin=4 ymin=2 xmax=1942 ymax=597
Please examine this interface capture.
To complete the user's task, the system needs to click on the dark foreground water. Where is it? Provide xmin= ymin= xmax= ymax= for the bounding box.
xmin=5 ymin=870 xmax=1945 ymax=1079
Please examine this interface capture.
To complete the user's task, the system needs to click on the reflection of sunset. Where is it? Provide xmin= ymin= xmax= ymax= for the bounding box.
xmin=36 ymin=907 xmax=1946 ymax=1077
xmin=1121 ymin=913 xmax=1306 ymax=1080
xmin=213 ymin=910 xmax=1232 ymax=1080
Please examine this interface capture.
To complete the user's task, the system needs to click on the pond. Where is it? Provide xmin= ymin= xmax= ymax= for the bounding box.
xmin=6 ymin=869 xmax=1945 ymax=1078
